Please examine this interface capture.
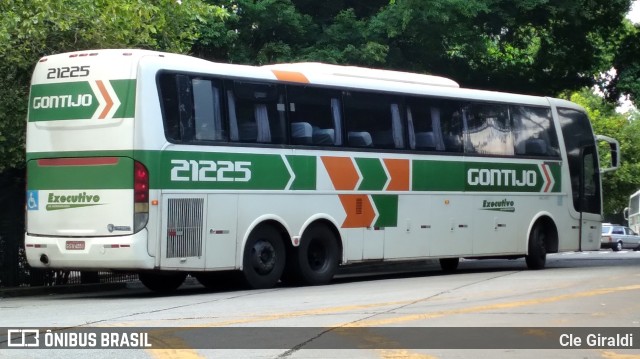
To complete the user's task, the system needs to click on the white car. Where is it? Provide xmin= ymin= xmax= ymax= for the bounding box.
xmin=601 ymin=224 xmax=640 ymax=251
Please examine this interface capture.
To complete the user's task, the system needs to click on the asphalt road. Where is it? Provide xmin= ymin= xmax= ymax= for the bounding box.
xmin=1 ymin=250 xmax=639 ymax=359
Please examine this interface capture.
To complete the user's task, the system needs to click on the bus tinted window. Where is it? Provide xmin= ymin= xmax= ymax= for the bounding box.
xmin=343 ymin=91 xmax=404 ymax=149
xmin=464 ymin=103 xmax=513 ymax=156
xmin=511 ymin=106 xmax=559 ymax=157
xmin=227 ymin=81 xmax=286 ymax=144
xmin=406 ymin=98 xmax=463 ymax=152
xmin=286 ymin=86 xmax=342 ymax=146
xmin=159 ymin=73 xmax=225 ymax=143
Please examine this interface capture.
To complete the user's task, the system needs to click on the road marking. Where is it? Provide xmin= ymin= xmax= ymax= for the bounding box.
xmin=144 ymin=283 xmax=640 ymax=359
xmin=344 ymin=284 xmax=640 ymax=327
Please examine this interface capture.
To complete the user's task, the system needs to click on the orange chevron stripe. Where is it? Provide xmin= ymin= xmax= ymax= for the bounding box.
xmin=383 ymin=158 xmax=410 ymax=191
xmin=321 ymin=156 xmax=359 ymax=190
xmin=271 ymin=70 xmax=310 ymax=83
xmin=95 ymin=80 xmax=113 ymax=119
xmin=339 ymin=194 xmax=376 ymax=228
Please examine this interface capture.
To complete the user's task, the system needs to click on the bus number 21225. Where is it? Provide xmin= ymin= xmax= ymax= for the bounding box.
xmin=170 ymin=159 xmax=251 ymax=182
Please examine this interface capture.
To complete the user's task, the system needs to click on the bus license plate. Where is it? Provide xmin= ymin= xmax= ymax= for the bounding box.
xmin=65 ymin=241 xmax=85 ymax=250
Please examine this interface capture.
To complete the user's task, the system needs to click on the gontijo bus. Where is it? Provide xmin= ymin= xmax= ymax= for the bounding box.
xmin=25 ymin=49 xmax=620 ymax=292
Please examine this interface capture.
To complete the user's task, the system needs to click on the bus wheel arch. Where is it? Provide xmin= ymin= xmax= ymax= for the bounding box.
xmin=241 ymin=220 xmax=288 ymax=289
xmin=283 ymin=219 xmax=342 ymax=286
xmin=525 ymin=215 xmax=558 ymax=270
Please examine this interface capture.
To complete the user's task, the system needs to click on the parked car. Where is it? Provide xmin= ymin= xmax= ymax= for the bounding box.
xmin=601 ymin=224 xmax=640 ymax=251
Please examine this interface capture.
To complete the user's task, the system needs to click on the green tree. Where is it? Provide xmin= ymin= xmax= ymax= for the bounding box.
xmin=605 ymin=21 xmax=640 ymax=105
xmin=0 ymin=0 xmax=229 ymax=171
xmin=567 ymin=89 xmax=640 ymax=217
xmin=195 ymin=0 xmax=316 ymax=64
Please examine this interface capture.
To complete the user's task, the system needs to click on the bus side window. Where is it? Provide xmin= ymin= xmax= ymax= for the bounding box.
xmin=192 ymin=79 xmax=225 ymax=141
xmin=463 ymin=103 xmax=513 ymax=156
xmin=344 ymin=91 xmax=404 ymax=149
xmin=511 ymin=106 xmax=560 ymax=157
xmin=158 ymin=73 xmax=226 ymax=143
xmin=228 ymin=81 xmax=286 ymax=144
xmin=286 ymin=86 xmax=342 ymax=146
xmin=406 ymin=98 xmax=449 ymax=151
xmin=440 ymin=102 xmax=464 ymax=153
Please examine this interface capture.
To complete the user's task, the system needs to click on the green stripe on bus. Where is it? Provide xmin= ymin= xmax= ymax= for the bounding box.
xmin=27 ymin=157 xmax=133 ymax=190
xmin=356 ymin=158 xmax=387 ymax=191
xmin=110 ymin=79 xmax=136 ymax=118
xmin=27 ymin=150 xmax=561 ymax=193
xmin=286 ymin=155 xmax=316 ymax=190
xmin=412 ymin=160 xmax=465 ymax=191
xmin=371 ymin=195 xmax=398 ymax=227
xmin=29 ymin=82 xmax=98 ymax=121
xmin=28 ymin=80 xmax=136 ymax=121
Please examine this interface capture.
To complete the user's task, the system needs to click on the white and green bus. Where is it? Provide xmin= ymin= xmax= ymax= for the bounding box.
xmin=25 ymin=49 xmax=619 ymax=292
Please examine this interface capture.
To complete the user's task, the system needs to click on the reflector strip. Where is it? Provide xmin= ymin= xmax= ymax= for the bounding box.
xmin=37 ymin=157 xmax=119 ymax=167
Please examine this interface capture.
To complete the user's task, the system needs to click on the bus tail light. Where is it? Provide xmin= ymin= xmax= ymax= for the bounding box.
xmin=134 ymin=161 xmax=149 ymax=232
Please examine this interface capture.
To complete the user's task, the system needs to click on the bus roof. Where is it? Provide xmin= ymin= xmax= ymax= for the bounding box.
xmin=37 ymin=49 xmax=581 ymax=110
xmin=263 ymin=62 xmax=460 ymax=88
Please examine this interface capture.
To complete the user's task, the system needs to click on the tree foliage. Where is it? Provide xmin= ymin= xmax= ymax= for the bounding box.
xmin=605 ymin=21 xmax=640 ymax=105
xmin=196 ymin=0 xmax=632 ymax=97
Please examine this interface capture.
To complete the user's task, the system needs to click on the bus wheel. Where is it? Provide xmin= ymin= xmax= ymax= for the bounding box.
xmin=242 ymin=225 xmax=285 ymax=289
xmin=525 ymin=224 xmax=547 ymax=270
xmin=139 ymin=272 xmax=186 ymax=293
xmin=439 ymin=258 xmax=459 ymax=272
xmin=290 ymin=224 xmax=339 ymax=285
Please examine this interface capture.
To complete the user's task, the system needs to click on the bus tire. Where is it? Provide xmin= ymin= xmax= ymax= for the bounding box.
xmin=139 ymin=272 xmax=186 ymax=293
xmin=289 ymin=224 xmax=339 ymax=285
xmin=525 ymin=224 xmax=547 ymax=270
xmin=439 ymin=258 xmax=459 ymax=272
xmin=242 ymin=225 xmax=286 ymax=289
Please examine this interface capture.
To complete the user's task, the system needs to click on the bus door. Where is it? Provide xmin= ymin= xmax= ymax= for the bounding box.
xmin=577 ymin=145 xmax=601 ymax=251
xmin=557 ymin=108 xmax=603 ymax=251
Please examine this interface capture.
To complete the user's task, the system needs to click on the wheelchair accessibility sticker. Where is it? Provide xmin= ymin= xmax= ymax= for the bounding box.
xmin=27 ymin=191 xmax=39 ymax=211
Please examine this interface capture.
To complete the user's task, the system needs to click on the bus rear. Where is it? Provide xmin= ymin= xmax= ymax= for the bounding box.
xmin=25 ymin=49 xmax=153 ymax=270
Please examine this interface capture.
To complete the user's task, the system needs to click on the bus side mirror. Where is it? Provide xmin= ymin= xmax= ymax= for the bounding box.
xmin=624 ymin=207 xmax=629 ymax=221
xmin=596 ymin=135 xmax=620 ymax=173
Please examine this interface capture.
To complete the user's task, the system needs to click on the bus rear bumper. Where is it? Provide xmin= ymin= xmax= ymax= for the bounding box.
xmin=24 ymin=230 xmax=154 ymax=271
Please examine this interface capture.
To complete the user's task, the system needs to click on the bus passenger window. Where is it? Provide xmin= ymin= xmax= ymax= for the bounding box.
xmin=464 ymin=103 xmax=513 ymax=156
xmin=192 ymin=79 xmax=225 ymax=141
xmin=344 ymin=91 xmax=404 ymax=149
xmin=511 ymin=106 xmax=560 ymax=157
xmin=407 ymin=98 xmax=460 ymax=152
xmin=158 ymin=73 xmax=225 ymax=143
xmin=228 ymin=81 xmax=286 ymax=144
xmin=286 ymin=86 xmax=342 ymax=146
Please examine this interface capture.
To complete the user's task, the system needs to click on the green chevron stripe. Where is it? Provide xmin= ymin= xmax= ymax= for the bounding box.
xmin=371 ymin=194 xmax=398 ymax=227
xmin=356 ymin=158 xmax=387 ymax=191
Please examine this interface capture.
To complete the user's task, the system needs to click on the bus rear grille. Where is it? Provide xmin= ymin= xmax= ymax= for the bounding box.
xmin=166 ymin=198 xmax=204 ymax=258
